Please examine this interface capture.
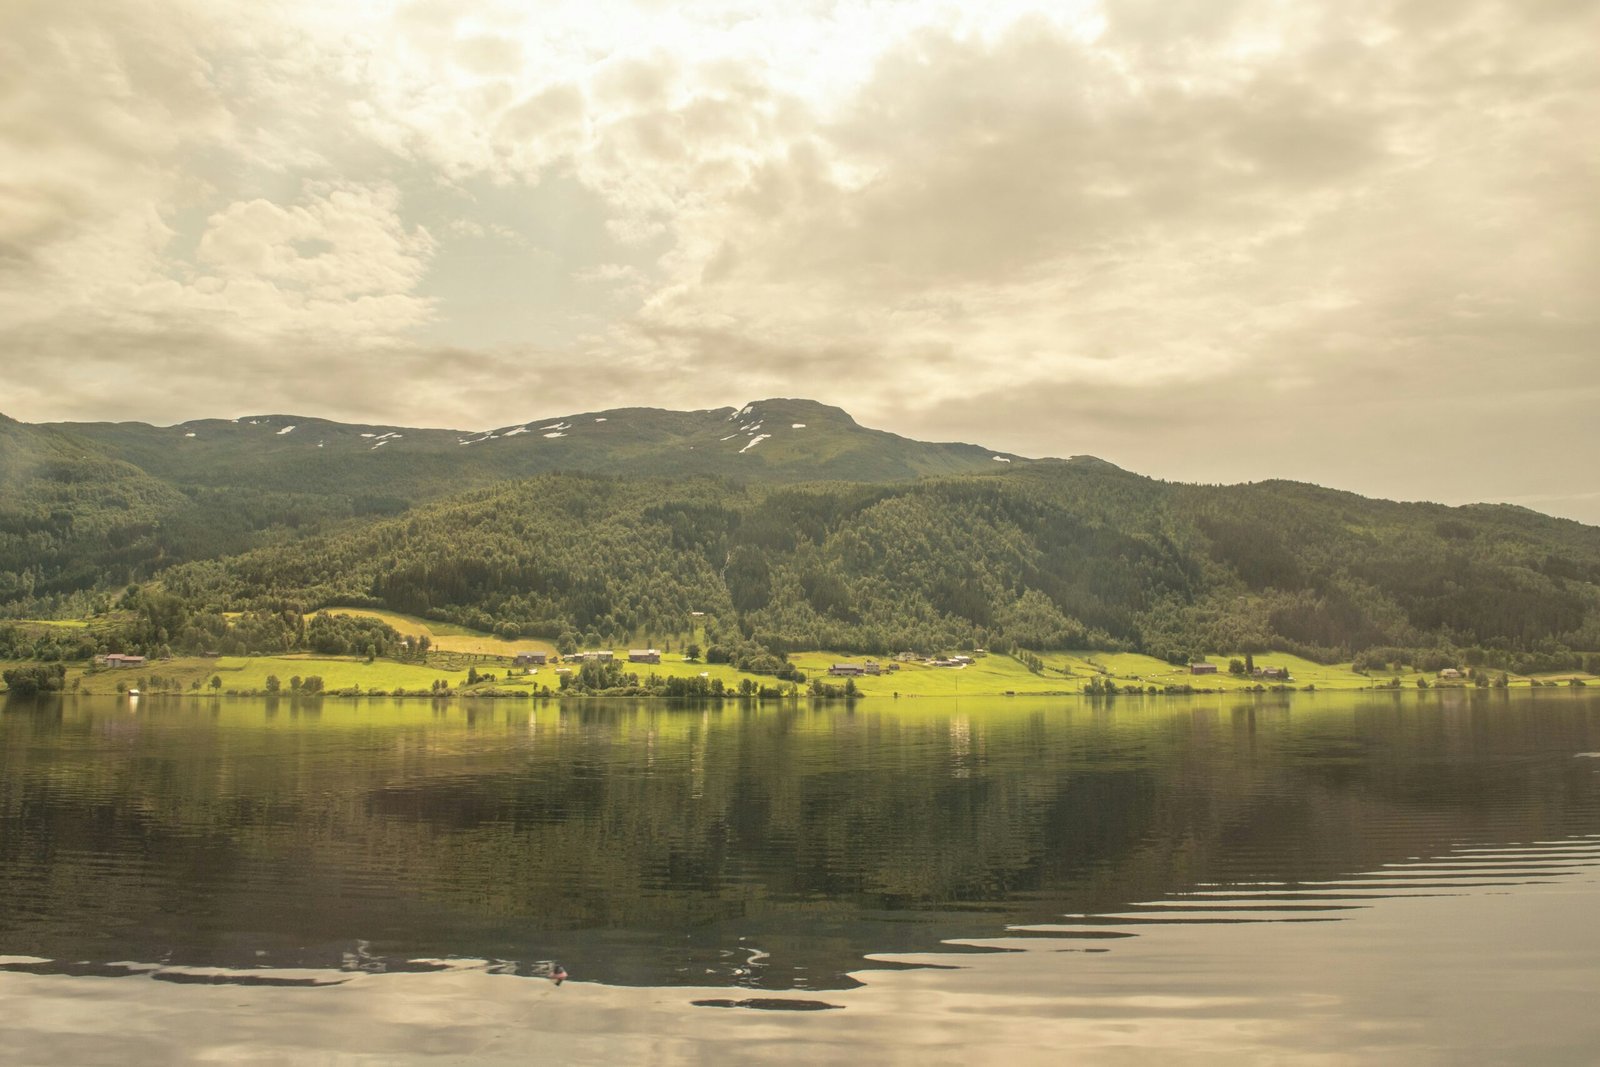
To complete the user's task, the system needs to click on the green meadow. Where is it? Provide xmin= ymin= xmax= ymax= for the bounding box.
xmin=49 ymin=655 xmax=458 ymax=695
xmin=30 ymin=647 xmax=773 ymax=696
xmin=307 ymin=608 xmax=560 ymax=658
xmin=8 ymin=609 xmax=1596 ymax=697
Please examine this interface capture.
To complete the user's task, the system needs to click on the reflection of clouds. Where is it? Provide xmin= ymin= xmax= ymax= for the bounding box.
xmin=5 ymin=840 xmax=1598 ymax=1063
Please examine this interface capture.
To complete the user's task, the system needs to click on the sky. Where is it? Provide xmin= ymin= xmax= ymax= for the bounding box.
xmin=2 ymin=0 xmax=1597 ymax=521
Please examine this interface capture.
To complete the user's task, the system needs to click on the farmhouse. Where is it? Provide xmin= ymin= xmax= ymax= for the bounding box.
xmin=514 ymin=651 xmax=548 ymax=667
xmin=829 ymin=663 xmax=865 ymax=676
xmin=572 ymin=650 xmax=615 ymax=663
xmin=863 ymin=660 xmax=881 ymax=675
xmin=100 ymin=654 xmax=146 ymax=668
xmin=628 ymin=649 xmax=661 ymax=664
xmin=1439 ymin=668 xmax=1462 ymax=679
xmin=1189 ymin=662 xmax=1218 ymax=675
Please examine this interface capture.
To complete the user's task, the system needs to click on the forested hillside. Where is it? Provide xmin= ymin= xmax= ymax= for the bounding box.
xmin=151 ymin=466 xmax=1600 ymax=671
xmin=4 ymin=403 xmax=1599 ymax=673
xmin=3 ymin=398 xmax=1019 ymax=613
xmin=0 ymin=415 xmax=187 ymax=603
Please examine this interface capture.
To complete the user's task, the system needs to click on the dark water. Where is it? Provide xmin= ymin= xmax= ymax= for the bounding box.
xmin=3 ymin=690 xmax=1600 ymax=1062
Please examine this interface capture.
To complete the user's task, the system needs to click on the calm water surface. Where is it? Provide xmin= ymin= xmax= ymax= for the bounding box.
xmin=2 ymin=690 xmax=1599 ymax=1063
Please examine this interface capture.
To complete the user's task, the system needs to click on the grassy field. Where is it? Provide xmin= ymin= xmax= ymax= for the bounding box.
xmin=788 ymin=649 xmax=1598 ymax=696
xmin=13 ymin=604 xmax=1595 ymax=699
xmin=788 ymin=652 xmax=1067 ymax=697
xmin=310 ymin=608 xmax=559 ymax=658
xmin=1050 ymin=650 xmax=1378 ymax=690
xmin=47 ymin=655 xmax=462 ymax=695
xmin=7 ymin=646 xmax=1596 ymax=698
xmin=28 ymin=649 xmax=786 ymax=696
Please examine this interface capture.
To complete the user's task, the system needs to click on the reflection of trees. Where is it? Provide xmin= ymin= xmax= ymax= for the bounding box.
xmin=1 ymin=693 xmax=1598 ymax=987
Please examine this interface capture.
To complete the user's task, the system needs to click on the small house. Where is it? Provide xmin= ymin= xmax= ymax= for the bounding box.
xmin=628 ymin=649 xmax=661 ymax=664
xmin=104 ymin=654 xmax=146 ymax=668
xmin=864 ymin=660 xmax=881 ymax=675
xmin=514 ymin=651 xmax=548 ymax=667
xmin=1439 ymin=668 xmax=1462 ymax=680
xmin=1189 ymin=662 xmax=1218 ymax=676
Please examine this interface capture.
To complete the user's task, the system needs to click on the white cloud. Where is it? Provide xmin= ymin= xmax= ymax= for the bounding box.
xmin=193 ymin=182 xmax=435 ymax=332
xmin=1 ymin=0 xmax=1596 ymax=520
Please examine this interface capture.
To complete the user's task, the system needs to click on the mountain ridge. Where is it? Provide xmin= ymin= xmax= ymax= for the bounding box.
xmin=4 ymin=399 xmax=1600 ymax=669
xmin=24 ymin=397 xmax=1032 ymax=494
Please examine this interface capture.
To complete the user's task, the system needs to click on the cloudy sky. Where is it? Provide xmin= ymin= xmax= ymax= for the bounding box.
xmin=3 ymin=0 xmax=1596 ymax=520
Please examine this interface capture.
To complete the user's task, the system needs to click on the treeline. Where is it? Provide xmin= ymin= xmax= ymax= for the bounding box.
xmin=0 ymin=598 xmax=403 ymax=664
xmin=1 ymin=664 xmax=67 ymax=696
xmin=1351 ymin=645 xmax=1600 ymax=677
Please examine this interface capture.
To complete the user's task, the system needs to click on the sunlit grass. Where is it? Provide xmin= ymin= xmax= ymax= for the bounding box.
xmin=8 ymin=647 xmax=1595 ymax=698
xmin=308 ymin=608 xmax=559 ymax=657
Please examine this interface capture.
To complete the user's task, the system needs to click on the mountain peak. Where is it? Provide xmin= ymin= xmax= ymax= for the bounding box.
xmin=730 ymin=398 xmax=859 ymax=428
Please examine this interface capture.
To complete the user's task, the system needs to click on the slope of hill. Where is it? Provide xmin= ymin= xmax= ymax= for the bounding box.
xmin=0 ymin=414 xmax=189 ymax=601
xmin=2 ymin=398 xmax=1027 ymax=613
xmin=4 ymin=401 xmax=1599 ymax=672
xmin=145 ymin=462 xmax=1600 ymax=668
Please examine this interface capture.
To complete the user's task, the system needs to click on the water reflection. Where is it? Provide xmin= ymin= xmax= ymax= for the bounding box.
xmin=2 ymin=691 xmax=1598 ymax=992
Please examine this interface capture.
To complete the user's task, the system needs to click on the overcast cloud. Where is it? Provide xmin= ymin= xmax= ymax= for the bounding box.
xmin=1 ymin=0 xmax=1596 ymax=519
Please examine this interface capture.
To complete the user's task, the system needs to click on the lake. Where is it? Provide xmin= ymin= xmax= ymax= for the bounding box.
xmin=3 ymin=690 xmax=1599 ymax=1064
